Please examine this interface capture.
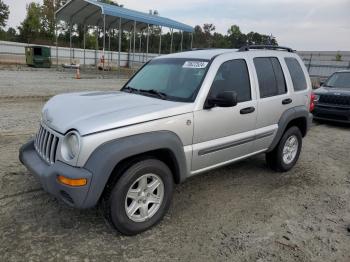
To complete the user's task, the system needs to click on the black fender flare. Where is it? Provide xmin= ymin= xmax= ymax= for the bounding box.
xmin=82 ymin=131 xmax=188 ymax=208
xmin=268 ymin=106 xmax=312 ymax=152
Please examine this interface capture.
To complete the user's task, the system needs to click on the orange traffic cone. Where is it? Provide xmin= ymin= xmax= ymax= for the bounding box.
xmin=76 ymin=67 xmax=81 ymax=79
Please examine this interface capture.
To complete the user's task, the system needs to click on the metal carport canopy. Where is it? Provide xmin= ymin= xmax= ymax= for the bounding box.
xmin=56 ymin=0 xmax=194 ymax=32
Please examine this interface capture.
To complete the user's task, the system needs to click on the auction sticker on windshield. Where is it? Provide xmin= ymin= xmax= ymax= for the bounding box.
xmin=183 ymin=61 xmax=209 ymax=69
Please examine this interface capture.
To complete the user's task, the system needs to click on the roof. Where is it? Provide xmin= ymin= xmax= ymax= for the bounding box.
xmin=56 ymin=0 xmax=194 ymax=32
xmin=154 ymin=49 xmax=237 ymax=60
xmin=153 ymin=48 xmax=301 ymax=61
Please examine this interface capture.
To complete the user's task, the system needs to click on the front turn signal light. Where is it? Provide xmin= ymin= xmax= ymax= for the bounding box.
xmin=57 ymin=175 xmax=87 ymax=187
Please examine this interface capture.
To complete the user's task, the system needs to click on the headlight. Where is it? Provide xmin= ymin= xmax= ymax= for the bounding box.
xmin=61 ymin=131 xmax=80 ymax=161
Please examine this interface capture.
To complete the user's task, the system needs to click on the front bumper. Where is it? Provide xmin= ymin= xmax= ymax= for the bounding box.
xmin=313 ymin=104 xmax=350 ymax=123
xmin=19 ymin=139 xmax=93 ymax=208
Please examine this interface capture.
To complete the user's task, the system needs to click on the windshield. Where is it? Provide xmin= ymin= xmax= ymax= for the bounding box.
xmin=122 ymin=58 xmax=210 ymax=102
xmin=324 ymin=72 xmax=350 ymax=89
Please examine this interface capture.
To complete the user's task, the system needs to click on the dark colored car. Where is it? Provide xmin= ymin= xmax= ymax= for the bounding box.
xmin=313 ymin=71 xmax=350 ymax=123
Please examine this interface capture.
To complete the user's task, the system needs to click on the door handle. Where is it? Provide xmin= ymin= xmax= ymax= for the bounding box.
xmin=240 ymin=107 xmax=255 ymax=114
xmin=282 ymin=98 xmax=293 ymax=105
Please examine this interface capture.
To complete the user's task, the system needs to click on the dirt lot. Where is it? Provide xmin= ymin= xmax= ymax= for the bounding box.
xmin=0 ymin=66 xmax=128 ymax=98
xmin=0 ymin=68 xmax=349 ymax=262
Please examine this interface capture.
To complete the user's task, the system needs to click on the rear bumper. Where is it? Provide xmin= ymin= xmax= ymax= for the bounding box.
xmin=307 ymin=113 xmax=313 ymax=132
xmin=313 ymin=104 xmax=350 ymax=123
xmin=19 ymin=139 xmax=93 ymax=208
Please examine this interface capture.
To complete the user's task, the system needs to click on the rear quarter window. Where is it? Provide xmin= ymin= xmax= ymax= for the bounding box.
xmin=285 ymin=57 xmax=307 ymax=91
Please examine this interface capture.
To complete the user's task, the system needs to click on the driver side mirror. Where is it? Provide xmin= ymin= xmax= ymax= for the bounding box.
xmin=204 ymin=91 xmax=238 ymax=109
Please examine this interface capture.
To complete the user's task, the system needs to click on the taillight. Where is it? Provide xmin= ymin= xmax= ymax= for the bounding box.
xmin=309 ymin=93 xmax=316 ymax=112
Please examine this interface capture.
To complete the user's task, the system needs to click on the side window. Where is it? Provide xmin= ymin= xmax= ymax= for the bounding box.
xmin=285 ymin=57 xmax=307 ymax=91
xmin=254 ymin=57 xmax=287 ymax=98
xmin=211 ymin=59 xmax=251 ymax=103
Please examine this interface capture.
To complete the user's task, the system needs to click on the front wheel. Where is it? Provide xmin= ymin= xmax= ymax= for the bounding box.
xmin=103 ymin=159 xmax=174 ymax=235
xmin=266 ymin=126 xmax=302 ymax=172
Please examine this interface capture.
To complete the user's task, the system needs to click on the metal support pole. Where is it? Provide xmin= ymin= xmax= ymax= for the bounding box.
xmin=118 ymin=18 xmax=122 ymax=77
xmin=55 ymin=20 xmax=58 ymax=69
xmin=55 ymin=33 xmax=58 ymax=69
xmin=137 ymin=31 xmax=142 ymax=63
xmin=139 ymin=31 xmax=142 ymax=63
xmin=103 ymin=14 xmax=106 ymax=72
xmin=159 ymin=26 xmax=162 ymax=55
xmin=180 ymin=30 xmax=183 ymax=52
xmin=132 ymin=21 xmax=136 ymax=69
xmin=139 ymin=31 xmax=142 ymax=53
xmin=108 ymin=29 xmax=111 ymax=65
xmin=146 ymin=24 xmax=150 ymax=61
xmin=190 ymin=32 xmax=193 ymax=49
xmin=170 ymin=28 xmax=174 ymax=53
xmin=83 ymin=25 xmax=86 ymax=67
xmin=95 ymin=26 xmax=98 ymax=66
xmin=53 ymin=0 xmax=58 ymax=69
xmin=69 ymin=22 xmax=72 ymax=64
xmin=128 ymin=31 xmax=132 ymax=68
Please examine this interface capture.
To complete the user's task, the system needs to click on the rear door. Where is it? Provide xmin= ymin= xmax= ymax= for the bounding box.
xmin=252 ymin=56 xmax=293 ymax=151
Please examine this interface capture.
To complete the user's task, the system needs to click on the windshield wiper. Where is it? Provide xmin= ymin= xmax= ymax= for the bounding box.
xmin=138 ymin=89 xmax=168 ymax=100
xmin=123 ymin=86 xmax=168 ymax=100
xmin=122 ymin=86 xmax=140 ymax=94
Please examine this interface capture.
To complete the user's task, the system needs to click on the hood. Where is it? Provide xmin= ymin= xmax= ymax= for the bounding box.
xmin=42 ymin=91 xmax=193 ymax=135
xmin=315 ymin=86 xmax=350 ymax=96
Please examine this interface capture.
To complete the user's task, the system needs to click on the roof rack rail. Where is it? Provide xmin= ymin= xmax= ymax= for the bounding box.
xmin=190 ymin=48 xmax=207 ymax=51
xmin=238 ymin=45 xmax=295 ymax=53
xmin=189 ymin=48 xmax=222 ymax=51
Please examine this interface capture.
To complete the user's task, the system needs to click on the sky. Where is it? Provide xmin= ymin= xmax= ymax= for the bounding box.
xmin=3 ymin=0 xmax=350 ymax=51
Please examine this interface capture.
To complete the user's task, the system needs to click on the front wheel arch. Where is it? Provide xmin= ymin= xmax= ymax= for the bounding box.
xmin=82 ymin=131 xmax=188 ymax=208
xmin=100 ymin=149 xmax=180 ymax=204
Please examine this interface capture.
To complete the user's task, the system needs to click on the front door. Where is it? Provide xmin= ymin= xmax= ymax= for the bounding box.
xmin=192 ymin=58 xmax=257 ymax=172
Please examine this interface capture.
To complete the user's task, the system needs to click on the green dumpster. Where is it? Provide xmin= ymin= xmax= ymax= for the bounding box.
xmin=25 ymin=46 xmax=52 ymax=68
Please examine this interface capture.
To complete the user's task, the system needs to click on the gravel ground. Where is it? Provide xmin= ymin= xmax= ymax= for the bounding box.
xmin=0 ymin=67 xmax=127 ymax=98
xmin=0 ymin=69 xmax=349 ymax=262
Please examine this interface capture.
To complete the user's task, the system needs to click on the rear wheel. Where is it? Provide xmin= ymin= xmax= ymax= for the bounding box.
xmin=103 ymin=159 xmax=174 ymax=235
xmin=266 ymin=126 xmax=302 ymax=172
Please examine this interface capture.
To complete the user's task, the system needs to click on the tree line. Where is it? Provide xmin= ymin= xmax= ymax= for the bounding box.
xmin=0 ymin=0 xmax=277 ymax=53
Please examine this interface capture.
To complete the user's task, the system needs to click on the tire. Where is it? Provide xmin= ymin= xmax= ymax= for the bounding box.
xmin=103 ymin=159 xmax=174 ymax=235
xmin=266 ymin=126 xmax=302 ymax=172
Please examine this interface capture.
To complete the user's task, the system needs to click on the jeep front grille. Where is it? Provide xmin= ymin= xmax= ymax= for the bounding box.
xmin=319 ymin=94 xmax=350 ymax=106
xmin=34 ymin=125 xmax=59 ymax=164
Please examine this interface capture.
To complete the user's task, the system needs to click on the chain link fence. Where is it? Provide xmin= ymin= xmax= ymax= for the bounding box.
xmin=0 ymin=40 xmax=158 ymax=69
xmin=1 ymin=40 xmax=350 ymax=81
xmin=298 ymin=51 xmax=350 ymax=78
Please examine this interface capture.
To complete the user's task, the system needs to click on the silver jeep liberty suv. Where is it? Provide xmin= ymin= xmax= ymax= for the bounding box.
xmin=20 ymin=45 xmax=313 ymax=235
